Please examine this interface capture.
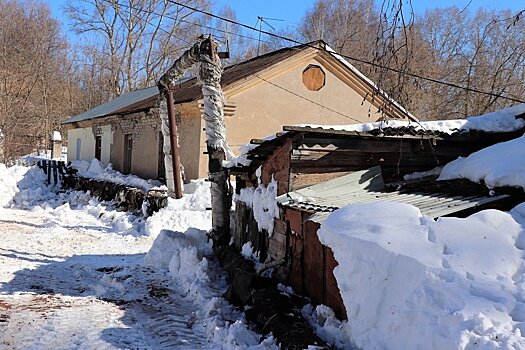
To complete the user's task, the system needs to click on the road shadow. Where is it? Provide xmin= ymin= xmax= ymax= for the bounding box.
xmin=0 ymin=244 xmax=215 ymax=349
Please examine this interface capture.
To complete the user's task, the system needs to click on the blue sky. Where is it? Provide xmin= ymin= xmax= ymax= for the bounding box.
xmin=49 ymin=0 xmax=525 ymax=36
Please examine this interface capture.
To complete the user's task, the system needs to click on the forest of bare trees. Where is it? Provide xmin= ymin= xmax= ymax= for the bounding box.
xmin=299 ymin=0 xmax=525 ymax=120
xmin=1 ymin=0 xmax=524 ymax=161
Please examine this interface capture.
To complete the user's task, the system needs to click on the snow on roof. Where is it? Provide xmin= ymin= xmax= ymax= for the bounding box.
xmin=51 ymin=131 xmax=61 ymax=141
xmin=438 ymin=133 xmax=525 ymax=190
xmin=227 ymin=103 xmax=525 ymax=169
xmin=297 ymin=102 xmax=525 ymax=135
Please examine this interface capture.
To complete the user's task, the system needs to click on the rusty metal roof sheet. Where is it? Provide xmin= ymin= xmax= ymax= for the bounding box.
xmin=276 ymin=166 xmax=509 ymax=219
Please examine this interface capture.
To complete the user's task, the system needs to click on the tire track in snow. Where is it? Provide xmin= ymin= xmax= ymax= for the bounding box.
xmin=0 ymin=208 xmax=212 ymax=349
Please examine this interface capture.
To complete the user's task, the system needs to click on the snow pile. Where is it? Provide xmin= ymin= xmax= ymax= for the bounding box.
xmin=438 ymin=134 xmax=525 ymax=190
xmin=70 ymin=159 xmax=161 ymax=191
xmin=237 ymin=170 xmax=279 ymax=236
xmin=318 ymin=202 xmax=525 ymax=350
xmin=0 ymin=164 xmax=32 ymax=207
xmin=145 ymin=179 xmax=212 ymax=236
xmin=0 ymin=165 xmax=61 ymax=208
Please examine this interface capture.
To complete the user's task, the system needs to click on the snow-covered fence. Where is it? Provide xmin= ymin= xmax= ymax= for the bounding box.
xmin=37 ymin=160 xmax=67 ymax=186
xmin=62 ymin=174 xmax=168 ymax=215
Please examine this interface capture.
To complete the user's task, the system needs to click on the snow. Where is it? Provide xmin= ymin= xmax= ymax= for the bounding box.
xmin=237 ymin=169 xmax=279 ymax=236
xmin=438 ymin=134 xmax=525 ymax=190
xmin=70 ymin=159 xmax=162 ymax=192
xmin=299 ymin=103 xmax=525 ymax=135
xmin=403 ymin=166 xmax=442 ymax=181
xmin=318 ymin=201 xmax=525 ymax=350
xmin=223 ymin=134 xmax=279 ymax=168
xmin=51 ymin=131 xmax=62 ymax=141
xmin=0 ymin=163 xmax=277 ymax=349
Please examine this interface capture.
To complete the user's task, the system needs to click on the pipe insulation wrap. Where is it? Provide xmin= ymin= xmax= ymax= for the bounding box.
xmin=198 ymin=53 xmax=235 ymax=159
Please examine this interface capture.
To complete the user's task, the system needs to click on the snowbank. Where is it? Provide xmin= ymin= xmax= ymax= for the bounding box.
xmin=70 ymin=159 xmax=161 ymax=192
xmin=318 ymin=202 xmax=525 ymax=350
xmin=0 ymin=164 xmax=31 ymax=207
xmin=438 ymin=134 xmax=525 ymax=190
xmin=145 ymin=179 xmax=212 ymax=236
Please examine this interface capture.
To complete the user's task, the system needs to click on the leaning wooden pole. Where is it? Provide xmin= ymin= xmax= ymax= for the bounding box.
xmin=164 ymin=89 xmax=183 ymax=199
xmin=157 ymin=42 xmax=201 ymax=198
xmin=197 ymin=38 xmax=234 ymax=247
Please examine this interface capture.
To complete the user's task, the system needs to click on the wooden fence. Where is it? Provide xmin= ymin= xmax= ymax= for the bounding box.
xmin=37 ymin=160 xmax=68 ymax=186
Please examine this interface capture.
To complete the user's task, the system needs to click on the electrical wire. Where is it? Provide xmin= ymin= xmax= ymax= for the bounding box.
xmin=114 ymin=1 xmax=274 ymax=46
xmin=165 ymin=0 xmax=525 ymax=104
xmin=253 ymin=74 xmax=364 ymax=124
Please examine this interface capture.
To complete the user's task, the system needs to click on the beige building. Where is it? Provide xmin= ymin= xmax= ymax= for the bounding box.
xmin=63 ymin=41 xmax=416 ymax=181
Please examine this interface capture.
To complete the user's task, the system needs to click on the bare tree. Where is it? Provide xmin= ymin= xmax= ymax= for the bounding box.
xmin=299 ymin=1 xmax=525 ymax=120
xmin=66 ymin=0 xmax=211 ymax=99
xmin=0 ymin=0 xmax=72 ymax=161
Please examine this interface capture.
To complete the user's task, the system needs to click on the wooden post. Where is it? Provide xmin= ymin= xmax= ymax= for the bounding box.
xmin=165 ymin=89 xmax=183 ymax=199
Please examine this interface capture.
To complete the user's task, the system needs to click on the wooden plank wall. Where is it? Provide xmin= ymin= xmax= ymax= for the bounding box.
xmin=285 ymin=208 xmax=347 ymax=320
xmin=233 ymin=201 xmax=269 ymax=262
xmin=290 ymin=131 xmax=525 ymax=187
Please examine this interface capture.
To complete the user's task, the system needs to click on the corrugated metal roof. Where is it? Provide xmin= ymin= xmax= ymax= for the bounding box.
xmin=65 ymin=86 xmax=159 ymax=124
xmin=276 ymin=166 xmax=509 ymax=219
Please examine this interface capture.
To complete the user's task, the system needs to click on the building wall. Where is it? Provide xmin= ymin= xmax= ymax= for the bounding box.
xmin=92 ymin=124 xmax=112 ymax=166
xmin=111 ymin=111 xmax=161 ymax=180
xmin=111 ymin=124 xmax=125 ymax=173
xmin=176 ymin=103 xmax=202 ymax=181
xmin=221 ymin=56 xmax=386 ymax=158
xmin=67 ymin=127 xmax=95 ymax=162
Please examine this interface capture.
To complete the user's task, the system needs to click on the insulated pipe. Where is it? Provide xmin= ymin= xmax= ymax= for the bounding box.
xmin=165 ymin=89 xmax=183 ymax=199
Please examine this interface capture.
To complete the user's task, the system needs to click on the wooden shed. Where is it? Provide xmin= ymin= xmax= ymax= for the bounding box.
xmin=229 ymin=123 xmax=525 ymax=320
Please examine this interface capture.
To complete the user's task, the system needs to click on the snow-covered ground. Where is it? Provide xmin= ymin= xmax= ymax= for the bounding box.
xmin=0 ymin=164 xmax=277 ymax=349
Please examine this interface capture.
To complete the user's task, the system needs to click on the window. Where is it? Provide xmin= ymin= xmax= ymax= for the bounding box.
xmin=95 ymin=136 xmax=102 ymax=161
xmin=302 ymin=65 xmax=326 ymax=91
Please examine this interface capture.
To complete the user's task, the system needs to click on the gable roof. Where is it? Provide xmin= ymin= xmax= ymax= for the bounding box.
xmin=64 ymin=41 xmax=415 ymax=125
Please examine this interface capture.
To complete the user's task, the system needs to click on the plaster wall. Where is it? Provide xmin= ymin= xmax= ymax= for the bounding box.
xmin=224 ymin=57 xmax=382 ymax=154
xmin=67 ymin=127 xmax=95 ymax=162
